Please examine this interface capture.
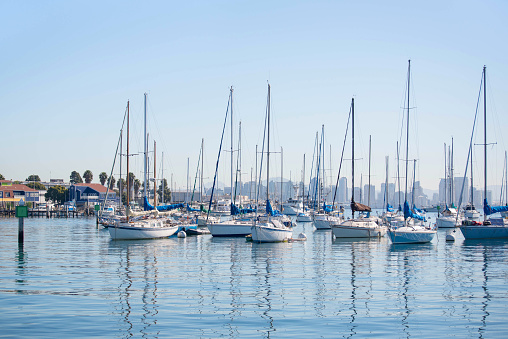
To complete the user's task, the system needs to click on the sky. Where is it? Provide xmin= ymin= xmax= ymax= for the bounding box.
xmin=1 ymin=0 xmax=508 ymax=195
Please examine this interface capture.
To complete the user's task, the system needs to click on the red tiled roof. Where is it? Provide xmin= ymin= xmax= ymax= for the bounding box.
xmin=0 ymin=184 xmax=37 ymax=192
xmin=74 ymin=183 xmax=108 ymax=193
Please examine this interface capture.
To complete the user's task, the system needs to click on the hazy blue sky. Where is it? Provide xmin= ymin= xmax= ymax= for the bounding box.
xmin=1 ymin=0 xmax=507 ymax=194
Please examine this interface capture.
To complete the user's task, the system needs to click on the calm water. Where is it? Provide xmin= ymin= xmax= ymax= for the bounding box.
xmin=1 ymin=215 xmax=507 ymax=338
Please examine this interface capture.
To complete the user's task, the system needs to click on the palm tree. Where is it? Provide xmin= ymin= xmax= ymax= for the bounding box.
xmin=99 ymin=172 xmax=108 ymax=186
xmin=134 ymin=179 xmax=141 ymax=198
xmin=83 ymin=170 xmax=93 ymax=184
xmin=127 ymin=172 xmax=135 ymax=197
xmin=108 ymin=176 xmax=116 ymax=190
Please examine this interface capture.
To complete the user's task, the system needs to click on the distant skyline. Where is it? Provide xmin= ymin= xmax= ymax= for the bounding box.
xmin=2 ymin=1 xmax=507 ymax=193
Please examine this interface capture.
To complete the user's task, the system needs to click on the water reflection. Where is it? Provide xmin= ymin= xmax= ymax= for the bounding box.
xmin=15 ymin=242 xmax=27 ymax=291
xmin=460 ymin=240 xmax=502 ymax=339
xmin=388 ymin=243 xmax=434 ymax=338
xmin=251 ymin=243 xmax=291 ymax=338
xmin=108 ymin=240 xmax=170 ymax=338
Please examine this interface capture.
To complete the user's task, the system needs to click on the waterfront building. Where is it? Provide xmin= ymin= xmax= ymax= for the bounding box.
xmin=0 ymin=180 xmax=40 ymax=206
xmin=68 ymin=183 xmax=117 ymax=207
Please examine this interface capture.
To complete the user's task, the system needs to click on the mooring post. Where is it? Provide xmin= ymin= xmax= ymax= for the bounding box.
xmin=15 ymin=199 xmax=28 ymax=244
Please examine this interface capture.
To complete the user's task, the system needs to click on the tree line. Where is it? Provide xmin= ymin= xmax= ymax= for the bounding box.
xmin=0 ymin=171 xmax=171 ymax=205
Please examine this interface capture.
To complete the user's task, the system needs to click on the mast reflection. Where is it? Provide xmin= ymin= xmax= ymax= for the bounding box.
xmin=110 ymin=240 xmax=164 ymax=338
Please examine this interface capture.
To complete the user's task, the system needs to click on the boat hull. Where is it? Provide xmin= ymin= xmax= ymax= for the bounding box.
xmin=314 ymin=218 xmax=333 ymax=230
xmin=436 ymin=216 xmax=461 ymax=228
xmin=332 ymin=220 xmax=386 ymax=238
xmin=207 ymin=221 xmax=253 ymax=237
xmin=296 ymin=213 xmax=312 ymax=222
xmin=108 ymin=224 xmax=179 ymax=240
xmin=459 ymin=225 xmax=508 ymax=239
xmin=251 ymin=222 xmax=292 ymax=243
xmin=387 ymin=227 xmax=436 ymax=244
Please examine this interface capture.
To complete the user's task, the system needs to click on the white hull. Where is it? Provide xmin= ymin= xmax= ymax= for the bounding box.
xmin=314 ymin=218 xmax=333 ymax=230
xmin=208 ymin=220 xmax=253 ymax=237
xmin=465 ymin=210 xmax=481 ymax=221
xmin=108 ymin=220 xmax=179 ymax=240
xmin=197 ymin=215 xmax=220 ymax=226
xmin=296 ymin=213 xmax=312 ymax=222
xmin=251 ymin=219 xmax=292 ymax=243
xmin=332 ymin=219 xmax=386 ymax=238
xmin=436 ymin=216 xmax=461 ymax=228
xmin=387 ymin=226 xmax=436 ymax=244
xmin=282 ymin=205 xmax=302 ymax=215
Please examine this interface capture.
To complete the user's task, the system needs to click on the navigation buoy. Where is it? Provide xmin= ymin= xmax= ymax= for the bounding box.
xmin=177 ymin=230 xmax=187 ymax=238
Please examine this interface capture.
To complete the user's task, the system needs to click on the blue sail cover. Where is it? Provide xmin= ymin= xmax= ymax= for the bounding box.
xmin=230 ymin=203 xmax=256 ymax=215
xmin=413 ymin=205 xmax=424 ymax=214
xmin=484 ymin=198 xmax=508 ymax=216
xmin=403 ymin=201 xmax=425 ymax=221
xmin=266 ymin=200 xmax=282 ymax=216
xmin=144 ymin=196 xmax=184 ymax=211
xmin=323 ymin=202 xmax=333 ymax=213
xmin=387 ymin=203 xmax=395 ymax=212
xmin=187 ymin=204 xmax=200 ymax=212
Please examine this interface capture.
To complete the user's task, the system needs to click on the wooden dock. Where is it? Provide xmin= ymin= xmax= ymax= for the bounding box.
xmin=0 ymin=209 xmax=86 ymax=218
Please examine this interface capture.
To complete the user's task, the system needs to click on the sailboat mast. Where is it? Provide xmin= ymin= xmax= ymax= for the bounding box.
xmin=351 ymin=97 xmax=355 ymax=218
xmin=230 ymin=86 xmax=234 ymax=204
xmin=444 ymin=143 xmax=447 ymax=207
xmin=239 ymin=122 xmax=242 ymax=203
xmin=281 ymin=147 xmax=283 ymax=212
xmin=368 ymin=135 xmax=371 ymax=208
xmin=412 ymin=159 xmax=416 ymax=207
xmin=154 ymin=141 xmax=157 ymax=208
xmin=451 ymin=137 xmax=454 ymax=206
xmin=504 ymin=151 xmax=508 ymax=206
xmin=385 ymin=156 xmax=389 ymax=208
xmin=119 ymin=125 xmax=123 ymax=209
xmin=470 ymin=146 xmax=474 ymax=206
xmin=126 ymin=101 xmax=130 ymax=216
xmin=144 ymin=93 xmax=148 ymax=199
xmin=162 ymin=152 xmax=164 ymax=205
xmin=318 ymin=125 xmax=325 ymax=207
xmin=397 ymin=141 xmax=401 ymax=209
xmin=266 ymin=84 xmax=271 ymax=201
xmin=255 ymin=144 xmax=258 ymax=203
xmin=404 ymin=60 xmax=411 ymax=206
xmin=302 ymin=154 xmax=306 ymax=208
xmin=483 ymin=65 xmax=487 ymax=221
xmin=201 ymin=138 xmax=204 ymax=204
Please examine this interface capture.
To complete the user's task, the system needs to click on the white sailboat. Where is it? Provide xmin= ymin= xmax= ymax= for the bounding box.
xmin=331 ymin=98 xmax=386 ymax=238
xmin=109 ymin=98 xmax=178 ymax=240
xmin=387 ymin=60 xmax=436 ymax=244
xmin=436 ymin=140 xmax=463 ymax=228
xmin=251 ymin=83 xmax=293 ymax=243
xmin=460 ymin=66 xmax=508 ymax=239
xmin=206 ymin=87 xmax=255 ymax=237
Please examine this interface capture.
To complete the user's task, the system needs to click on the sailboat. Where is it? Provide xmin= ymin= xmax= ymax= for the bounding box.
xmin=331 ymin=98 xmax=386 ymax=238
xmin=251 ymin=83 xmax=293 ymax=242
xmin=436 ymin=140 xmax=463 ymax=228
xmin=387 ymin=60 xmax=436 ymax=244
xmin=460 ymin=66 xmax=508 ymax=239
xmin=108 ymin=99 xmax=179 ymax=240
xmin=313 ymin=125 xmax=341 ymax=230
xmin=207 ymin=87 xmax=255 ymax=237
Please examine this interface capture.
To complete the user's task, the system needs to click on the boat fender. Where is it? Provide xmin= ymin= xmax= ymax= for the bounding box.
xmin=445 ymin=230 xmax=456 ymax=242
xmin=177 ymin=230 xmax=187 ymax=238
